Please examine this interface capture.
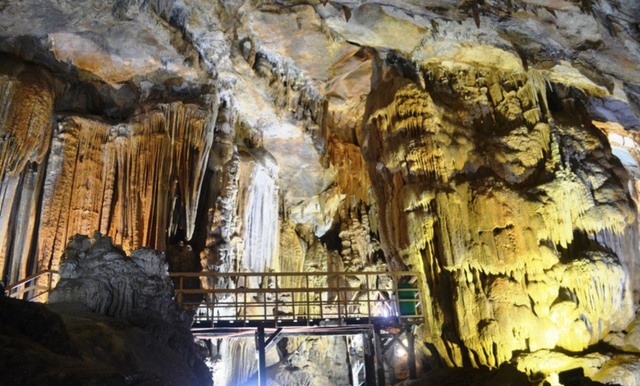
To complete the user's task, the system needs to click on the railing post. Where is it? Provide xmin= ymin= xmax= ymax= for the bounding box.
xmin=366 ymin=274 xmax=371 ymax=320
xmin=238 ymin=273 xmax=243 ymax=321
xmin=393 ymin=273 xmax=401 ymax=322
xmin=373 ymin=325 xmax=386 ymax=386
xmin=178 ymin=276 xmax=183 ymax=305
xmin=337 ymin=274 xmax=343 ymax=321
xmin=305 ymin=275 xmax=310 ymax=320
xmin=275 ymin=275 xmax=279 ymax=324
xmin=292 ymin=287 xmax=296 ymax=321
xmin=211 ymin=286 xmax=216 ymax=322
xmin=319 ymin=291 xmax=324 ymax=319
xmin=243 ymin=273 xmax=248 ymax=326
xmin=262 ymin=274 xmax=267 ymax=322
xmin=363 ymin=329 xmax=377 ymax=386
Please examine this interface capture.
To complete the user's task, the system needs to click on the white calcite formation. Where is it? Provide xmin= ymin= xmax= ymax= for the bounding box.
xmin=2 ymin=0 xmax=640 ymax=385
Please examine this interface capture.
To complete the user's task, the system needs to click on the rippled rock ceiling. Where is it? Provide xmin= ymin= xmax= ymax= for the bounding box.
xmin=2 ymin=0 xmax=640 ymax=384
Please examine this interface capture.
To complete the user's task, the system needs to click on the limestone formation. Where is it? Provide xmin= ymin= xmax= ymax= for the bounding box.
xmin=50 ymin=232 xmax=191 ymax=328
xmin=0 ymin=61 xmax=54 ymax=284
xmin=39 ymin=102 xmax=215 ymax=270
xmin=2 ymin=0 xmax=640 ymax=385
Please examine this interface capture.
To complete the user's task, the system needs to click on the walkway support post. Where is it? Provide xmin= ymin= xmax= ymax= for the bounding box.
xmin=407 ymin=327 xmax=417 ymax=380
xmin=373 ymin=325 xmax=386 ymax=386
xmin=256 ymin=325 xmax=267 ymax=386
xmin=363 ymin=329 xmax=376 ymax=386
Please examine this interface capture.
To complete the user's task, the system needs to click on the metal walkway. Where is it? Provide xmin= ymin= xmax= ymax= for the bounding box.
xmin=5 ymin=270 xmax=426 ymax=386
xmin=169 ymin=271 xmax=426 ymax=327
xmin=168 ymin=270 xmax=426 ymax=386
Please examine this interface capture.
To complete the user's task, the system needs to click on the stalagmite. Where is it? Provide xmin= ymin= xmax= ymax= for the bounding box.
xmin=362 ymin=56 xmax=638 ymax=369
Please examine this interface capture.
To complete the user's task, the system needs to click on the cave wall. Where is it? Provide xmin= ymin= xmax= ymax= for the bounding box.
xmin=0 ymin=76 xmax=215 ymax=281
xmin=2 ymin=0 xmax=640 ymax=384
xmin=361 ymin=53 xmax=639 ymax=367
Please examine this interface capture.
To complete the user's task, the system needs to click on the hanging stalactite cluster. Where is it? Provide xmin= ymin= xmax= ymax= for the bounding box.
xmin=0 ymin=79 xmax=216 ymax=281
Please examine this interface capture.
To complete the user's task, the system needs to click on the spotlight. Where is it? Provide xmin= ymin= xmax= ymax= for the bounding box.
xmin=395 ymin=338 xmax=409 ymax=357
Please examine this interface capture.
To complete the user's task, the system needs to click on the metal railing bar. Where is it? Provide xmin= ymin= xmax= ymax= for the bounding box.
xmin=6 ymin=269 xmax=57 ymax=289
xmin=168 ymin=271 xmax=420 ymax=278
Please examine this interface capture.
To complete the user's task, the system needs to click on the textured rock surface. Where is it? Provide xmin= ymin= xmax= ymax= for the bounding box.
xmin=50 ymin=232 xmax=191 ymax=329
xmin=515 ymin=350 xmax=640 ymax=386
xmin=2 ymin=0 xmax=640 ymax=385
xmin=281 ymin=336 xmax=352 ymax=386
xmin=0 ymin=296 xmax=211 ymax=386
xmin=361 ymin=59 xmax=638 ymax=367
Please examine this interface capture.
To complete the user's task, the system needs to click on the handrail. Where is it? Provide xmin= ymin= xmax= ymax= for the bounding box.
xmin=168 ymin=271 xmax=418 ymax=277
xmin=4 ymin=270 xmax=427 ymax=326
xmin=171 ymin=271 xmax=426 ymax=326
xmin=4 ymin=269 xmax=59 ymax=301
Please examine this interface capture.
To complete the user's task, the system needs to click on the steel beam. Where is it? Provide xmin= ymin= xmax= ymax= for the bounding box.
xmin=408 ymin=328 xmax=417 ymax=380
xmin=256 ymin=326 xmax=267 ymax=386
xmin=373 ymin=325 xmax=386 ymax=386
xmin=363 ymin=330 xmax=377 ymax=386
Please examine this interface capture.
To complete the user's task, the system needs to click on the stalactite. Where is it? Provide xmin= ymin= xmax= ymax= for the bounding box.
xmin=369 ymin=83 xmax=474 ymax=184
xmin=558 ymin=252 xmax=633 ymax=343
xmin=0 ymin=73 xmax=53 ymax=177
xmin=241 ymin=150 xmax=279 ymax=273
xmin=38 ymin=118 xmax=109 ymax=272
xmin=338 ymin=198 xmax=380 ymax=270
xmin=0 ymin=72 xmax=53 ymax=282
xmin=159 ymin=103 xmax=217 ymax=241
xmin=201 ymin=152 xmax=241 ymax=290
xmin=36 ymin=102 xmax=214 ymax=273
xmin=200 ymin=144 xmax=280 ymax=298
xmin=252 ymin=50 xmax=323 ymax=128
xmin=324 ymin=136 xmax=371 ymax=201
xmin=5 ymin=164 xmax=43 ymax=284
xmin=278 ymin=218 xmax=305 ymax=289
xmin=363 ymin=55 xmax=638 ymax=370
xmin=212 ymin=340 xmax=258 ymax=386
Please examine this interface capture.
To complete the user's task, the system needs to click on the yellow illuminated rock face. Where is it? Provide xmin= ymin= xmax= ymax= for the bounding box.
xmin=362 ymin=58 xmax=638 ymax=368
xmin=2 ymin=0 xmax=640 ymax=384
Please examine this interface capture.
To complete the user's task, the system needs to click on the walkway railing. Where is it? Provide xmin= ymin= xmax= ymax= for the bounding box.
xmin=4 ymin=269 xmax=426 ymax=327
xmin=169 ymin=271 xmax=425 ymax=326
xmin=4 ymin=270 xmax=58 ymax=301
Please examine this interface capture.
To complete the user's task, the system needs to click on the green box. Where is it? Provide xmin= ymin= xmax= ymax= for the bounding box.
xmin=398 ymin=283 xmax=417 ymax=316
